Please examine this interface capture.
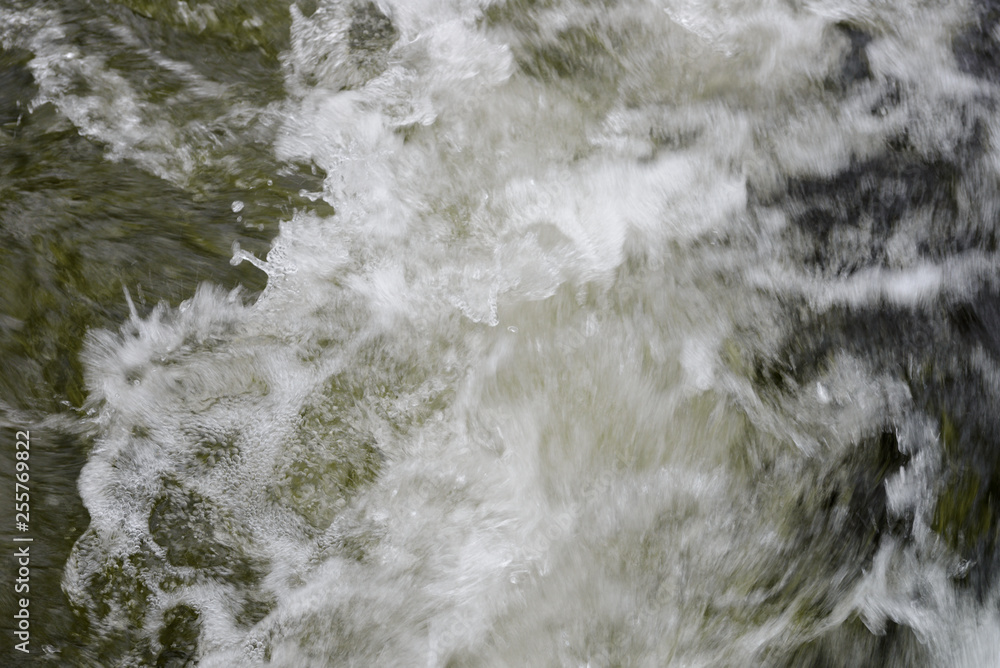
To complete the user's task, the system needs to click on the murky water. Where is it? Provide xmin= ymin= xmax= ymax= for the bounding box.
xmin=3 ymin=0 xmax=1000 ymax=665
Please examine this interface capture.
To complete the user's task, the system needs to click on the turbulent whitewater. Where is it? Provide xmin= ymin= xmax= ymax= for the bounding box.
xmin=4 ymin=0 xmax=1000 ymax=665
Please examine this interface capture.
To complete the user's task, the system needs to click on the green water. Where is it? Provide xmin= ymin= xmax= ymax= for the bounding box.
xmin=0 ymin=0 xmax=301 ymax=659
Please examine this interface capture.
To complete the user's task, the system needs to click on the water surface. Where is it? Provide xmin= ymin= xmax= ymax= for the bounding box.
xmin=3 ymin=0 xmax=1000 ymax=665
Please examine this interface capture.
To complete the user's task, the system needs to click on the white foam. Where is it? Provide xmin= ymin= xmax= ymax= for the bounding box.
xmin=59 ymin=0 xmax=1000 ymax=664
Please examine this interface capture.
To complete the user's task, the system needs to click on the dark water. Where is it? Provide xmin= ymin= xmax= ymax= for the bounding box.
xmin=2 ymin=0 xmax=1000 ymax=666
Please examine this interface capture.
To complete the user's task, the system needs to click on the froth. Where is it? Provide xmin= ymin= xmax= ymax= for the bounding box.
xmin=62 ymin=0 xmax=1000 ymax=665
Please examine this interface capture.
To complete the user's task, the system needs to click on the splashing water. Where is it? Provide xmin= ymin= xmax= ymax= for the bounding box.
xmin=5 ymin=0 xmax=1000 ymax=665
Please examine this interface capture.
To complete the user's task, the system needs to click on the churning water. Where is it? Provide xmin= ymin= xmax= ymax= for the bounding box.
xmin=3 ymin=0 xmax=1000 ymax=665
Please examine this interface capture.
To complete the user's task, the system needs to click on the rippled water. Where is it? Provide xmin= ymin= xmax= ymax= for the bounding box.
xmin=3 ymin=0 xmax=1000 ymax=665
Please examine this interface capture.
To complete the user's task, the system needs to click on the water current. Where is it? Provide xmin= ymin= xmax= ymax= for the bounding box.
xmin=3 ymin=0 xmax=1000 ymax=665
